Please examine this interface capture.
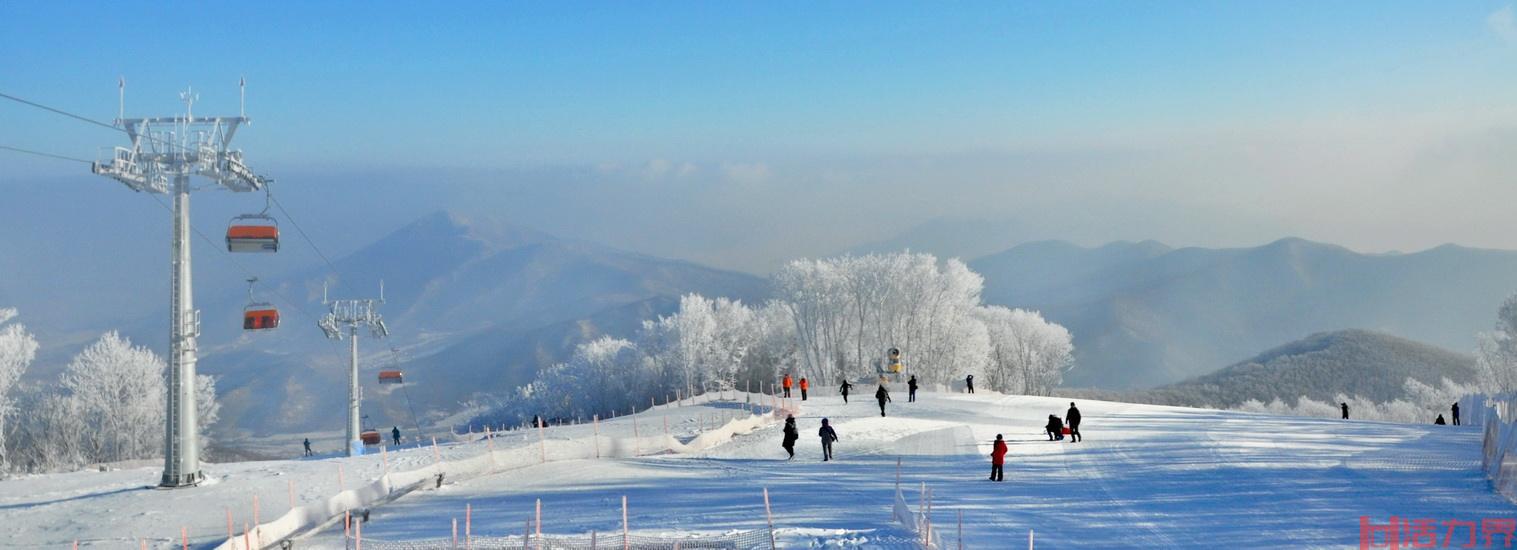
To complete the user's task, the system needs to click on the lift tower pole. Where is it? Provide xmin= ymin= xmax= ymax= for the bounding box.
xmin=319 ymin=283 xmax=389 ymax=457
xmin=91 ymin=86 xmax=268 ymax=488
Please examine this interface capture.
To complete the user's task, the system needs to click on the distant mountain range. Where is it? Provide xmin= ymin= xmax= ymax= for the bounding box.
xmin=198 ymin=212 xmax=767 ymax=437
xmin=969 ymin=238 xmax=1517 ymax=389
xmin=1069 ymin=330 xmax=1479 ymax=408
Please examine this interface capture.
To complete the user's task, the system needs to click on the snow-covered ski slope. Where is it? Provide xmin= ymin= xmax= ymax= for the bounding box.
xmin=4 ymin=391 xmax=1514 ymax=548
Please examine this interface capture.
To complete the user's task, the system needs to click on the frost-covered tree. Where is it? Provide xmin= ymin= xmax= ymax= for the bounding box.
xmin=1477 ymin=293 xmax=1517 ymax=395
xmin=0 ymin=308 xmax=39 ymax=471
xmin=975 ymin=306 xmax=1073 ymax=394
xmin=58 ymin=331 xmax=167 ymax=464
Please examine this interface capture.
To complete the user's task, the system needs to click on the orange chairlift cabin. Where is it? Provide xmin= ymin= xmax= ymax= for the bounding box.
xmin=360 ymin=430 xmax=382 ymax=446
xmin=226 ymin=189 xmax=279 ymax=253
xmin=378 ymin=370 xmax=404 ymax=385
xmin=242 ymin=277 xmax=279 ymax=331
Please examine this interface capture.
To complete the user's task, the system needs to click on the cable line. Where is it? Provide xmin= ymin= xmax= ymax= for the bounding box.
xmin=0 ymin=91 xmax=122 ymax=133
xmin=0 ymin=144 xmax=93 ymax=164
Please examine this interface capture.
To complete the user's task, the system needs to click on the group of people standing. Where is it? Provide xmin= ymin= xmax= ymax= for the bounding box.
xmin=781 ymin=374 xmax=812 ymax=400
xmin=1342 ymin=401 xmax=1466 ymax=426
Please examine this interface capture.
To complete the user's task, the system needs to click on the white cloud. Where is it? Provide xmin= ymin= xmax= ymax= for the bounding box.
xmin=720 ymin=162 xmax=770 ymax=184
xmin=1490 ymin=5 xmax=1517 ymax=43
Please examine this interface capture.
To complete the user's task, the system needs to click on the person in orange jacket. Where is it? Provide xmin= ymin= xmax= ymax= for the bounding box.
xmin=800 ymin=377 xmax=810 ymax=401
xmin=782 ymin=374 xmax=793 ymax=398
xmin=989 ymin=434 xmax=1007 ymax=481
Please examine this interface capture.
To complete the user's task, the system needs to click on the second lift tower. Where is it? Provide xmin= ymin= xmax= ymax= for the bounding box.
xmin=319 ymin=283 xmax=389 ymax=456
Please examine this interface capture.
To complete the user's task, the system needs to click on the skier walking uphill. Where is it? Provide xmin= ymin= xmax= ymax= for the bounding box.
xmin=782 ymin=374 xmax=793 ymax=398
xmin=392 ymin=426 xmax=401 ymax=446
xmin=1066 ymin=402 xmax=1082 ymax=442
xmin=876 ymin=385 xmax=892 ymax=417
xmin=800 ymin=377 xmax=810 ymax=401
xmin=989 ymin=434 xmax=1007 ymax=481
xmin=907 ymin=376 xmax=919 ymax=402
xmin=966 ymin=374 xmax=975 ymax=394
xmin=303 ymin=438 xmax=313 ymax=457
xmin=839 ymin=380 xmax=853 ymax=403
xmin=819 ymin=418 xmax=839 ymax=461
xmin=781 ymin=415 xmax=799 ymax=459
xmin=1453 ymin=402 xmax=1461 ymax=426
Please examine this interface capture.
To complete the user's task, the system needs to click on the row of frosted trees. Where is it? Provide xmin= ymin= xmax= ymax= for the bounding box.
xmin=480 ymin=252 xmax=1073 ymax=425
xmin=0 ymin=308 xmax=218 ymax=474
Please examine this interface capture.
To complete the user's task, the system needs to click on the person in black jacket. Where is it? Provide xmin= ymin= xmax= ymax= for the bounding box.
xmin=965 ymin=374 xmax=975 ymax=394
xmin=876 ymin=385 xmax=891 ymax=417
xmin=907 ymin=376 xmax=919 ymax=402
xmin=1046 ymin=415 xmax=1064 ymax=441
xmin=781 ymin=415 xmax=798 ymax=459
xmin=1435 ymin=414 xmax=1447 ymax=425
xmin=1453 ymin=402 xmax=1461 ymax=426
xmin=1341 ymin=403 xmax=1349 ymax=420
xmin=839 ymin=380 xmax=853 ymax=403
xmin=819 ymin=418 xmax=839 ymax=461
xmin=303 ymin=438 xmax=313 ymax=457
xmin=1066 ymin=402 xmax=1082 ymax=442
xmin=391 ymin=426 xmax=401 ymax=447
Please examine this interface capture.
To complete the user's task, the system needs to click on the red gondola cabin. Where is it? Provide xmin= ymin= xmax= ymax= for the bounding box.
xmin=226 ymin=216 xmax=279 ymax=253
xmin=378 ymin=370 xmax=404 ymax=385
xmin=243 ymin=306 xmax=280 ymax=330
xmin=360 ymin=430 xmax=382 ymax=445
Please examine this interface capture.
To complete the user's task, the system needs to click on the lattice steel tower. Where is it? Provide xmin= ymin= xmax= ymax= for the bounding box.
xmin=91 ymin=85 xmax=267 ymax=487
xmin=319 ymin=282 xmax=389 ymax=457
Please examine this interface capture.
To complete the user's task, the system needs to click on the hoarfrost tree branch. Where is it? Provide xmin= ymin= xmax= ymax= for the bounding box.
xmin=1477 ymin=293 xmax=1517 ymax=395
xmin=0 ymin=307 xmax=39 ymax=472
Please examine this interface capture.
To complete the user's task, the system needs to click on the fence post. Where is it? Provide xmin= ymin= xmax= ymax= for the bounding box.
xmin=433 ymin=437 xmax=444 ymax=466
xmin=535 ymin=499 xmax=543 ymax=550
xmin=345 ymin=510 xmax=351 ymax=540
xmin=594 ymin=414 xmax=601 ymax=458
xmin=244 ymin=522 xmax=252 ymax=550
xmin=958 ymin=509 xmax=963 ymax=550
xmin=338 ymin=464 xmax=346 ymax=492
xmin=633 ymin=413 xmax=641 ymax=455
xmin=466 ymin=503 xmax=472 ymax=549
xmin=453 ymin=518 xmax=458 ymax=549
xmin=226 ymin=508 xmax=235 ymax=544
xmin=763 ymin=487 xmax=777 ymax=550
xmin=622 ymin=495 xmax=630 ymax=550
xmin=181 ymin=526 xmax=188 ymax=550
xmin=663 ymin=415 xmax=669 ymax=438
xmin=355 ymin=517 xmax=361 ymax=550
xmin=1029 ymin=528 xmax=1035 ymax=549
xmin=523 ymin=517 xmax=531 ymax=550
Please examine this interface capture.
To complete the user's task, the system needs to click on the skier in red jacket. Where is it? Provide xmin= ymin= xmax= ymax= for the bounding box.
xmin=989 ymin=434 xmax=1007 ymax=482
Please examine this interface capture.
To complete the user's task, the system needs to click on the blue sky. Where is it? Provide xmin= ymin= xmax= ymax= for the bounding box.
xmin=2 ymin=1 xmax=1516 ymax=272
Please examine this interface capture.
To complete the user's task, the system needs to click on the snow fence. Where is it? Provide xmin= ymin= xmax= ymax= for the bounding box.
xmin=344 ymin=528 xmax=776 ymax=549
xmin=217 ymin=394 xmax=798 ymax=550
xmin=891 ymin=484 xmax=945 ymax=549
xmin=1471 ymin=394 xmax=1517 ymax=501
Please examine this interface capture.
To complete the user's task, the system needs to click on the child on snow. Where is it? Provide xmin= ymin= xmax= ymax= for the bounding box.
xmin=819 ymin=418 xmax=839 ymax=461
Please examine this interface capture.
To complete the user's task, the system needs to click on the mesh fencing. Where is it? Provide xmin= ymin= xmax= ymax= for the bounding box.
xmin=344 ymin=529 xmax=775 ymax=550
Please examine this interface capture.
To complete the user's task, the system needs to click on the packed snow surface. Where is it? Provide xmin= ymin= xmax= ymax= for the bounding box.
xmin=3 ymin=390 xmax=1512 ymax=548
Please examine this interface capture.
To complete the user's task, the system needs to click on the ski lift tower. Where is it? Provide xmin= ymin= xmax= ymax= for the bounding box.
xmin=90 ymin=84 xmax=267 ymax=488
xmin=319 ymin=283 xmax=389 ymax=457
